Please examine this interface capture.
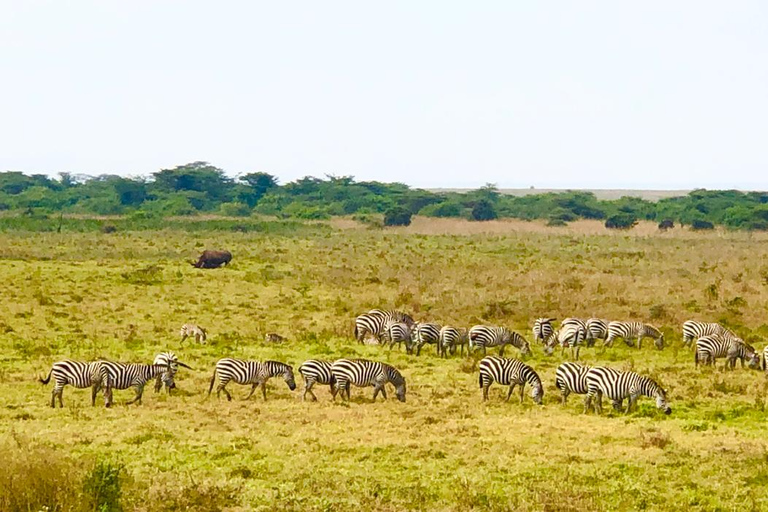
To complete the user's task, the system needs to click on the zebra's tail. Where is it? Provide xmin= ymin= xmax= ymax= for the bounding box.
xmin=354 ymin=324 xmax=360 ymax=341
xmin=207 ymin=369 xmax=217 ymax=396
xmin=39 ymin=369 xmax=52 ymax=385
xmin=478 ymin=373 xmax=483 ymax=388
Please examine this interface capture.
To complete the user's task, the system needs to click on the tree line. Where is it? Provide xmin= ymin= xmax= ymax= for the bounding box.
xmin=1 ymin=161 xmax=767 ymax=230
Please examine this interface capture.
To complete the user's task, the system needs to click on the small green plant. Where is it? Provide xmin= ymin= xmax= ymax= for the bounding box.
xmin=83 ymin=460 xmax=124 ymax=512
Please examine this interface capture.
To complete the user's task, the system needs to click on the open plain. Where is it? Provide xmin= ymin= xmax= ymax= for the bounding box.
xmin=1 ymin=217 xmax=768 ymax=511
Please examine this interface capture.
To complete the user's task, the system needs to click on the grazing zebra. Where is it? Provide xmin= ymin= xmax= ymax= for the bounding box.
xmin=478 ymin=356 xmax=543 ymax=404
xmin=330 ymin=358 xmax=406 ymax=402
xmin=368 ymin=309 xmax=415 ymax=327
xmin=544 ymin=323 xmax=586 ymax=360
xmin=761 ymin=346 xmax=768 ymax=374
xmin=354 ymin=313 xmax=387 ymax=344
xmin=469 ymin=325 xmax=531 ymax=357
xmin=383 ymin=321 xmax=414 ymax=353
xmin=152 ymin=352 xmax=193 ymax=393
xmin=180 ymin=324 xmax=207 ymax=345
xmin=298 ymin=359 xmax=337 ymax=401
xmin=208 ymin=358 xmax=296 ymax=401
xmin=682 ymin=321 xmax=736 ymax=347
xmin=39 ymin=360 xmax=112 ymax=408
xmin=439 ymin=326 xmax=468 ymax=357
xmin=555 ymin=362 xmax=592 ymax=404
xmin=532 ymin=318 xmax=556 ymax=344
xmin=265 ymin=333 xmax=286 ymax=343
xmin=100 ymin=360 xmax=174 ymax=405
xmin=584 ymin=367 xmax=671 ymax=415
xmin=413 ymin=322 xmax=442 ymax=356
xmin=585 ymin=318 xmax=609 ymax=347
xmin=605 ymin=321 xmax=664 ymax=350
xmin=727 ymin=341 xmax=760 ymax=370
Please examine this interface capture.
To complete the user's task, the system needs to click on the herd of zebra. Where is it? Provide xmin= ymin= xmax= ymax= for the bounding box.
xmin=37 ymin=311 xmax=765 ymax=415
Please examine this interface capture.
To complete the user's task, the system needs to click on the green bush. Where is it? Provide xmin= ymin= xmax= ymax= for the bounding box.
xmin=605 ymin=213 xmax=638 ymax=230
xmin=691 ymin=219 xmax=715 ymax=231
xmin=471 ymin=200 xmax=497 ymax=221
xmin=384 ymin=207 xmax=412 ymax=226
xmin=419 ymin=201 xmax=463 ymax=218
xmin=83 ymin=460 xmax=124 ymax=512
xmin=219 ymin=202 xmax=252 ymax=217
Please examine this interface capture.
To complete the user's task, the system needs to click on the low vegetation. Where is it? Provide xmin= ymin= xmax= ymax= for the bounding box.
xmin=1 ymin=217 xmax=768 ymax=510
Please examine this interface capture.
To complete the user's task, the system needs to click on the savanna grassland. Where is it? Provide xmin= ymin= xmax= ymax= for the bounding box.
xmin=2 ymin=217 xmax=768 ymax=511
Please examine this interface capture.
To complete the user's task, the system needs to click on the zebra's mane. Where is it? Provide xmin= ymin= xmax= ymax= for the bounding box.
xmin=633 ymin=372 xmax=665 ymax=398
xmin=383 ymin=363 xmax=405 ymax=386
xmin=265 ymin=360 xmax=292 ymax=374
xmin=645 ymin=324 xmax=662 ymax=337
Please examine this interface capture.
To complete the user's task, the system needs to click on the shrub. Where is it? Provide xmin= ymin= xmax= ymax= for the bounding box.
xmin=658 ymin=219 xmax=674 ymax=230
xmin=419 ymin=201 xmax=463 ymax=218
xmin=470 ymin=200 xmax=497 ymax=221
xmin=219 ymin=202 xmax=252 ymax=217
xmin=83 ymin=460 xmax=124 ymax=512
xmin=101 ymin=224 xmax=117 ymax=234
xmin=383 ymin=207 xmax=412 ymax=226
xmin=605 ymin=213 xmax=638 ymax=230
xmin=691 ymin=219 xmax=714 ymax=231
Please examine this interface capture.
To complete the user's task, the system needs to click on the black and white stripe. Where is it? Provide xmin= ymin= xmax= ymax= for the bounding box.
xmin=413 ymin=322 xmax=442 ymax=356
xmin=439 ymin=326 xmax=468 ymax=357
xmin=354 ymin=313 xmax=387 ymax=344
xmin=100 ymin=360 xmax=173 ymax=405
xmin=478 ymin=356 xmax=543 ymax=404
xmin=39 ymin=360 xmax=111 ymax=408
xmin=368 ymin=309 xmax=415 ymax=327
xmin=605 ymin=321 xmax=664 ymax=350
xmin=544 ymin=323 xmax=586 ymax=360
xmin=208 ymin=358 xmax=296 ymax=401
xmin=696 ymin=334 xmax=759 ymax=370
xmin=584 ymin=367 xmax=671 ymax=415
xmin=727 ymin=341 xmax=760 ymax=370
xmin=761 ymin=345 xmax=768 ymax=374
xmin=469 ymin=325 xmax=531 ymax=357
xmin=555 ymin=362 xmax=591 ymax=404
xmin=330 ymin=358 xmax=406 ymax=402
xmin=585 ymin=318 xmax=609 ymax=347
xmin=532 ymin=318 xmax=556 ymax=344
xmin=384 ymin=321 xmax=415 ymax=353
xmin=298 ymin=359 xmax=336 ymax=401
xmin=152 ymin=352 xmax=193 ymax=394
xmin=180 ymin=324 xmax=207 ymax=345
xmin=682 ymin=321 xmax=736 ymax=347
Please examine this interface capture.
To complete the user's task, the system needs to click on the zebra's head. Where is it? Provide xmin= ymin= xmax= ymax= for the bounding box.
xmin=655 ymin=389 xmax=671 ymax=415
xmin=395 ymin=378 xmax=406 ymax=402
xmin=543 ymin=331 xmax=558 ymax=355
xmin=654 ymin=334 xmax=665 ymax=350
xmin=283 ymin=365 xmax=297 ymax=391
xmin=519 ymin=339 xmax=531 ymax=357
xmin=159 ymin=362 xmax=177 ymax=390
xmin=747 ymin=349 xmax=761 ymax=370
xmin=530 ymin=381 xmax=543 ymax=405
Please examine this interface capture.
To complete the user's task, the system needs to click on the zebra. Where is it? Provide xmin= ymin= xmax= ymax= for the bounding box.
xmin=532 ymin=318 xmax=556 ymax=344
xmin=265 ymin=332 xmax=286 ymax=343
xmin=555 ymin=362 xmax=592 ymax=405
xmin=696 ymin=335 xmax=759 ymax=369
xmin=605 ymin=321 xmax=664 ymax=350
xmin=207 ymin=358 xmax=296 ymax=401
xmin=682 ymin=321 xmax=736 ymax=347
xmin=413 ymin=322 xmax=442 ymax=356
xmin=100 ymin=360 xmax=174 ymax=405
xmin=298 ymin=359 xmax=337 ymax=401
xmin=469 ymin=325 xmax=531 ymax=357
xmin=761 ymin=345 xmax=768 ymax=375
xmin=180 ymin=324 xmax=207 ymax=345
xmin=439 ymin=326 xmax=468 ymax=357
xmin=368 ymin=309 xmax=415 ymax=327
xmin=544 ymin=323 xmax=586 ymax=360
xmin=330 ymin=358 xmax=406 ymax=402
xmin=584 ymin=367 xmax=671 ymax=415
xmin=39 ymin=360 xmax=112 ymax=408
xmin=585 ymin=318 xmax=609 ymax=347
xmin=354 ymin=313 xmax=387 ymax=344
xmin=152 ymin=352 xmax=193 ymax=394
xmin=478 ymin=356 xmax=543 ymax=404
xmin=383 ymin=320 xmax=414 ymax=353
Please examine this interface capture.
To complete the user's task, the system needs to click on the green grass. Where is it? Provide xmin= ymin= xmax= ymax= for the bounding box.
xmin=1 ymin=219 xmax=768 ymax=510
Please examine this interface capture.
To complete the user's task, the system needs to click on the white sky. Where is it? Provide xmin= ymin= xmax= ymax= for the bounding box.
xmin=1 ymin=1 xmax=767 ymax=189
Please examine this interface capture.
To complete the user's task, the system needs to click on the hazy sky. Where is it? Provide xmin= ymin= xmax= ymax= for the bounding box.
xmin=1 ymin=2 xmax=766 ymax=189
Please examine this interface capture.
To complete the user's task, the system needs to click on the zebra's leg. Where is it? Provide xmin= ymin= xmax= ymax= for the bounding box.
xmin=483 ymin=383 xmax=490 ymax=402
xmin=219 ymin=384 xmax=232 ymax=401
xmin=52 ymin=386 xmax=61 ymax=408
xmin=154 ymin=374 xmax=163 ymax=393
xmin=261 ymin=382 xmax=268 ymax=401
xmin=91 ymin=383 xmax=99 ymax=406
xmin=519 ymin=383 xmax=525 ymax=404
xmin=304 ymin=380 xmax=318 ymax=401
xmin=126 ymin=383 xmax=145 ymax=405
xmin=561 ymin=388 xmax=570 ymax=405
xmin=499 ymin=345 xmax=505 ymax=357
xmin=636 ymin=337 xmax=642 ymax=349
xmin=604 ymin=335 xmax=614 ymax=348
xmin=506 ymin=384 xmax=516 ymax=401
xmin=245 ymin=382 xmax=258 ymax=400
xmin=595 ymin=391 xmax=604 ymax=415
xmin=583 ymin=393 xmax=592 ymax=414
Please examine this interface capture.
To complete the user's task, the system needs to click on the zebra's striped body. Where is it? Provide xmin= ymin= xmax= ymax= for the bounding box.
xmin=533 ymin=318 xmax=556 ymax=344
xmin=39 ymin=360 xmax=111 ymax=408
xmin=761 ymin=345 xmax=768 ymax=374
xmin=727 ymin=341 xmax=760 ymax=370
xmin=384 ymin=321 xmax=414 ymax=353
xmin=330 ymin=359 xmax=406 ymax=402
xmin=682 ymin=321 xmax=736 ymax=347
xmin=694 ymin=334 xmax=745 ymax=368
xmin=478 ymin=356 xmax=543 ymax=404
xmin=555 ymin=362 xmax=591 ymax=404
xmin=469 ymin=325 xmax=531 ymax=357
xmin=605 ymin=321 xmax=664 ymax=350
xmin=585 ymin=318 xmax=609 ymax=346
xmin=439 ymin=326 xmax=468 ymax=357
xmin=544 ymin=322 xmax=586 ymax=360
xmin=208 ymin=358 xmax=296 ymax=401
xmin=298 ymin=359 xmax=336 ymax=401
xmin=585 ymin=367 xmax=671 ymax=415
xmin=368 ymin=309 xmax=415 ymax=327
xmin=100 ymin=361 xmax=173 ymax=405
xmin=152 ymin=352 xmax=192 ymax=393
xmin=354 ymin=313 xmax=387 ymax=344
xmin=180 ymin=324 xmax=207 ymax=345
xmin=413 ymin=322 xmax=442 ymax=356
